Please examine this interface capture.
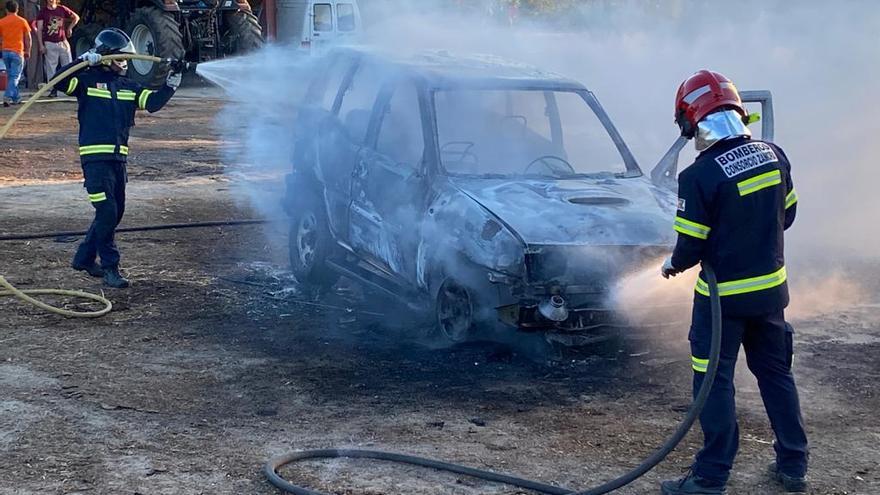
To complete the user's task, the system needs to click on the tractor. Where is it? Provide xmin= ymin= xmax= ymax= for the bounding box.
xmin=68 ymin=0 xmax=263 ymax=87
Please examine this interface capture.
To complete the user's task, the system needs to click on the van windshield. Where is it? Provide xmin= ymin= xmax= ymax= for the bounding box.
xmin=435 ymin=89 xmax=634 ymax=178
xmin=338 ymin=3 xmax=356 ymax=31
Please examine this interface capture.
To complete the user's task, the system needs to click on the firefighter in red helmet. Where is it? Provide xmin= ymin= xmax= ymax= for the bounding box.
xmin=660 ymin=70 xmax=809 ymax=494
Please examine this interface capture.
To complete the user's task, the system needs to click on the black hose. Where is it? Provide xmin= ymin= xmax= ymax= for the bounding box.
xmin=0 ymin=219 xmax=271 ymax=242
xmin=264 ymin=265 xmax=723 ymax=495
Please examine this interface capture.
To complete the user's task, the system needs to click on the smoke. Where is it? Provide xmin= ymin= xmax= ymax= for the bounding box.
xmin=197 ymin=48 xmax=322 ymax=260
xmin=199 ymin=0 xmax=877 ymax=324
xmin=359 ymin=0 xmax=880 ymax=315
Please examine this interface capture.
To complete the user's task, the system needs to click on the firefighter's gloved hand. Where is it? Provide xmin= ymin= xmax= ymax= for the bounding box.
xmin=169 ymin=59 xmax=188 ymax=73
xmin=166 ymin=71 xmax=182 ymax=90
xmin=661 ymin=257 xmax=680 ymax=279
xmin=79 ymin=51 xmax=102 ymax=66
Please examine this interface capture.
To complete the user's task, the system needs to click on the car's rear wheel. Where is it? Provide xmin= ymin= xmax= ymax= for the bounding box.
xmin=288 ymin=196 xmax=339 ymax=289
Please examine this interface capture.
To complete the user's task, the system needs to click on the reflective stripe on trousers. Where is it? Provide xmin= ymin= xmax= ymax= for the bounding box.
xmin=79 ymin=145 xmax=130 ymax=156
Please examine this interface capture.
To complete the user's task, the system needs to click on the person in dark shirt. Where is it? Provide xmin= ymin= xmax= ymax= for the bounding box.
xmin=54 ymin=28 xmax=180 ymax=288
xmin=35 ymin=0 xmax=79 ymax=96
xmin=659 ymin=70 xmax=808 ymax=495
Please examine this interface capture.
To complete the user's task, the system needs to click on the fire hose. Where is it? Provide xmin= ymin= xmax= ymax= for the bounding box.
xmin=264 ymin=265 xmax=723 ymax=495
xmin=0 ymin=219 xmax=268 ymax=317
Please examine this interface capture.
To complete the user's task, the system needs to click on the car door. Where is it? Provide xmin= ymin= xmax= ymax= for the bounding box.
xmin=348 ymin=79 xmax=430 ymax=280
xmin=297 ymin=52 xmax=359 ymax=236
xmin=651 ymin=90 xmax=775 ymax=190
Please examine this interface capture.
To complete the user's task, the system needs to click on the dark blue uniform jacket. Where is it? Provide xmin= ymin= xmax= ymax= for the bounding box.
xmin=672 ymin=136 xmax=798 ymax=317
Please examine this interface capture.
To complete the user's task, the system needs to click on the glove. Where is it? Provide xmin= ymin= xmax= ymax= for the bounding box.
xmin=166 ymin=70 xmax=182 ymax=90
xmin=661 ymin=257 xmax=680 ymax=279
xmin=169 ymin=59 xmax=188 ymax=73
xmin=79 ymin=50 xmax=102 ymax=66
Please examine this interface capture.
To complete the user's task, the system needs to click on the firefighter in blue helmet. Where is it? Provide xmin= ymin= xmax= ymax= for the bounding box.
xmin=659 ymin=70 xmax=809 ymax=494
xmin=54 ymin=28 xmax=181 ymax=288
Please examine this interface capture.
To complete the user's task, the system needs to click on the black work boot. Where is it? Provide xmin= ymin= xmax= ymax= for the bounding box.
xmin=769 ymin=462 xmax=809 ymax=493
xmin=103 ymin=267 xmax=130 ymax=289
xmin=72 ymin=261 xmax=105 ymax=278
xmin=661 ymin=471 xmax=727 ymax=495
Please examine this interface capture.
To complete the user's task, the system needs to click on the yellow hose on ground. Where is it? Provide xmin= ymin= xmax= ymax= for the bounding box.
xmin=0 ymin=53 xmax=164 ymax=139
xmin=1 ymin=276 xmax=112 ymax=317
xmin=1 ymin=53 xmax=162 ymax=317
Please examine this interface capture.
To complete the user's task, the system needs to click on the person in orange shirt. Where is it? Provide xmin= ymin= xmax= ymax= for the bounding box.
xmin=0 ymin=0 xmax=33 ymax=106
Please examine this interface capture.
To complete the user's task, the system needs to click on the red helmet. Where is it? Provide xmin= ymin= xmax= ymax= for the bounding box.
xmin=674 ymin=70 xmax=745 ymax=138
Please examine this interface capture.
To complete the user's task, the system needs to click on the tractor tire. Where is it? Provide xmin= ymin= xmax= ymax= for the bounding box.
xmin=69 ymin=23 xmax=101 ymax=57
xmin=126 ymin=7 xmax=184 ymax=88
xmin=222 ymin=11 xmax=264 ymax=55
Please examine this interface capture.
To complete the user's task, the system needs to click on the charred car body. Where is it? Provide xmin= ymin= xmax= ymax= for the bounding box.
xmin=283 ymin=48 xmax=774 ymax=345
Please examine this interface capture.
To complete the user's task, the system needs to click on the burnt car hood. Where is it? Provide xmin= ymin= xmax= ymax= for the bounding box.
xmin=450 ymin=176 xmax=676 ymax=247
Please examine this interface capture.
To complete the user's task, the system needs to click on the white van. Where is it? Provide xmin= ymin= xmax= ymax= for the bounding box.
xmin=276 ymin=0 xmax=362 ymax=51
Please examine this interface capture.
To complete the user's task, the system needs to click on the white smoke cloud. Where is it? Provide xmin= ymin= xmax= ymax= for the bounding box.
xmin=200 ymin=0 xmax=878 ymax=318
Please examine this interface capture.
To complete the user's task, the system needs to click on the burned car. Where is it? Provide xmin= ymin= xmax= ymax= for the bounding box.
xmin=283 ymin=48 xmax=773 ymax=345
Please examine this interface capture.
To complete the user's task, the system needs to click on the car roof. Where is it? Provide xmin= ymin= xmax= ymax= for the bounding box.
xmin=328 ymin=46 xmax=587 ymax=91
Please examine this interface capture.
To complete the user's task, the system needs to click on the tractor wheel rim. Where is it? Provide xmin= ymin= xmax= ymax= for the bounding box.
xmin=75 ymin=37 xmax=91 ymax=57
xmin=130 ymin=24 xmax=156 ymax=75
xmin=437 ymin=280 xmax=472 ymax=342
xmin=297 ymin=213 xmax=318 ymax=268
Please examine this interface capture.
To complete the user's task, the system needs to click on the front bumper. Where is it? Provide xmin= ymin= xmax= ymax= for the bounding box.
xmin=492 ymin=244 xmax=675 ymax=339
xmin=497 ymin=297 xmax=623 ymax=332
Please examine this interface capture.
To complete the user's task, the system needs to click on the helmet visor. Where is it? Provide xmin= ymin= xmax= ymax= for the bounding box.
xmin=118 ymin=38 xmax=137 ymax=55
xmin=695 ymin=109 xmax=751 ymax=151
xmin=95 ymin=28 xmax=137 ymax=55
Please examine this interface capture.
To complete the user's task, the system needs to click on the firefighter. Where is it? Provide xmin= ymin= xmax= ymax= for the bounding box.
xmin=54 ymin=28 xmax=180 ymax=288
xmin=659 ymin=70 xmax=809 ymax=494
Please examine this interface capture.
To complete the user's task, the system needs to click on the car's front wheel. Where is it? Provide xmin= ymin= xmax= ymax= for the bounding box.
xmin=288 ymin=197 xmax=339 ymax=289
xmin=435 ymin=277 xmax=475 ymax=343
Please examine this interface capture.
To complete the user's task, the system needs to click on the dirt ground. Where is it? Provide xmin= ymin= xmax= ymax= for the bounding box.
xmin=0 ymin=90 xmax=878 ymax=495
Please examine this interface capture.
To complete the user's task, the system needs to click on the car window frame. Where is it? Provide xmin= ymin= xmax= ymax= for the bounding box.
xmin=429 ymin=85 xmax=642 ymax=178
xmin=334 ymin=58 xmax=388 ymax=144
xmin=365 ymin=77 xmax=431 ymax=177
xmin=305 ymin=52 xmax=359 ymax=113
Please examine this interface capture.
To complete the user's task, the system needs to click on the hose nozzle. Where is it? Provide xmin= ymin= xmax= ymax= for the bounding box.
xmin=166 ymin=59 xmax=196 ymax=73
